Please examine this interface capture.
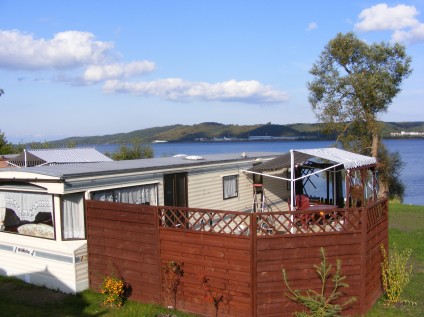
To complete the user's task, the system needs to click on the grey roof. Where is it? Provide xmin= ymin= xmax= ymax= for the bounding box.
xmin=0 ymin=152 xmax=280 ymax=179
xmin=250 ymin=147 xmax=376 ymax=172
xmin=8 ymin=148 xmax=112 ymax=166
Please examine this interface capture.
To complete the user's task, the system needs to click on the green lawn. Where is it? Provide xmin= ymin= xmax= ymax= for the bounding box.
xmin=0 ymin=202 xmax=422 ymax=316
xmin=366 ymin=202 xmax=424 ymax=317
xmin=0 ymin=275 xmax=196 ymax=317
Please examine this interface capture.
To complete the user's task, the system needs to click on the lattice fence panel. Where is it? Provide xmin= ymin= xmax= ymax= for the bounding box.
xmin=256 ymin=208 xmax=363 ymax=236
xmin=158 ymin=207 xmax=252 ymax=235
xmin=367 ymin=199 xmax=388 ymax=230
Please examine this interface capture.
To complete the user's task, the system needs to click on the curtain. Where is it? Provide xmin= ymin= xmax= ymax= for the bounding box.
xmin=62 ymin=193 xmax=85 ymax=239
xmin=115 ymin=184 xmax=158 ymax=204
xmin=92 ymin=184 xmax=158 ymax=205
xmin=364 ymin=170 xmax=376 ymax=202
xmin=0 ymin=190 xmax=53 ymax=222
xmin=91 ymin=190 xmax=114 ymax=202
xmin=0 ymin=207 xmax=5 ymax=230
xmin=223 ymin=175 xmax=238 ymax=199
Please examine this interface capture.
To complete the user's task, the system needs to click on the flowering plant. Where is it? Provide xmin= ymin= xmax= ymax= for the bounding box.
xmin=199 ymin=274 xmax=224 ymax=317
xmin=99 ymin=274 xmax=125 ymax=307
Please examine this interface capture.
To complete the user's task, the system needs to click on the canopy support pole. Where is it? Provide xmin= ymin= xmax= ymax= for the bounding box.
xmin=290 ymin=150 xmax=295 ymax=211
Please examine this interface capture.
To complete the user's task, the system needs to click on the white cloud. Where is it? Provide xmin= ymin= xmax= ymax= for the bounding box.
xmin=307 ymin=22 xmax=317 ymax=31
xmin=103 ymin=78 xmax=289 ymax=104
xmin=392 ymin=22 xmax=424 ymax=45
xmin=0 ymin=30 xmax=113 ymax=70
xmin=355 ymin=3 xmax=419 ymax=31
xmin=0 ymin=28 xmax=289 ymax=105
xmin=81 ymin=61 xmax=155 ymax=84
xmin=355 ymin=3 xmax=424 ymax=45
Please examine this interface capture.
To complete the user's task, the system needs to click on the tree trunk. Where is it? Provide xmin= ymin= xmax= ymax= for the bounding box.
xmin=371 ymin=131 xmax=379 ymax=158
xmin=372 ymin=131 xmax=389 ymax=199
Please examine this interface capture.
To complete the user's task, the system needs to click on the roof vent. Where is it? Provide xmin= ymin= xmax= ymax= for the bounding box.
xmin=184 ymin=155 xmax=204 ymax=160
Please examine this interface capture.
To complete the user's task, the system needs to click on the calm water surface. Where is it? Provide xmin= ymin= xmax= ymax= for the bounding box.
xmin=88 ymin=139 xmax=424 ymax=206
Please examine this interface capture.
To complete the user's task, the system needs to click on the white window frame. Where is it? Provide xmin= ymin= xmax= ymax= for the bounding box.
xmin=223 ymin=175 xmax=239 ymax=200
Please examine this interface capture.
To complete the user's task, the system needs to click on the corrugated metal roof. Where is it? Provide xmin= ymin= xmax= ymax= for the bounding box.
xmin=0 ymin=152 xmax=280 ymax=179
xmin=8 ymin=148 xmax=112 ymax=166
xmin=28 ymin=148 xmax=112 ymax=163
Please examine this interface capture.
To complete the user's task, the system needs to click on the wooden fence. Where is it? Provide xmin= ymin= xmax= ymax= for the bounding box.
xmin=86 ymin=199 xmax=388 ymax=316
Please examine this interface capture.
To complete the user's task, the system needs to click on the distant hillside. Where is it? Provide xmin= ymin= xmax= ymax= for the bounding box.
xmin=49 ymin=121 xmax=424 ymax=145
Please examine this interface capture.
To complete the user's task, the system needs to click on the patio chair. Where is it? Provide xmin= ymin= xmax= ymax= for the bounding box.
xmin=288 ymin=195 xmax=311 ymax=230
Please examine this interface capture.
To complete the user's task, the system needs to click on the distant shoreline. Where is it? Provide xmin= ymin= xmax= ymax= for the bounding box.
xmin=164 ymin=135 xmax=424 ymax=144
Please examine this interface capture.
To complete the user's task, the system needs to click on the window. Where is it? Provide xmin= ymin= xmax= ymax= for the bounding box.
xmin=223 ymin=175 xmax=238 ymax=199
xmin=62 ymin=193 xmax=85 ymax=240
xmin=91 ymin=184 xmax=158 ymax=205
xmin=0 ymin=190 xmax=54 ymax=239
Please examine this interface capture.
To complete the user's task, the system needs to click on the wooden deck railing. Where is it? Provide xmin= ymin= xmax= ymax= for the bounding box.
xmin=158 ymin=205 xmax=365 ymax=236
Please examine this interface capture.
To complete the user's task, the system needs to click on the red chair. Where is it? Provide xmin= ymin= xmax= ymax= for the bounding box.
xmin=289 ymin=195 xmax=311 ymax=229
xmin=295 ymin=194 xmax=310 ymax=210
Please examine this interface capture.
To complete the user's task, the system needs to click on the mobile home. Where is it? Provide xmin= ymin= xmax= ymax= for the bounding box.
xmin=0 ymin=152 xmax=279 ymax=293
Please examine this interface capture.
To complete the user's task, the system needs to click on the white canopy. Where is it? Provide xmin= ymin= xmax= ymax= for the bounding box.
xmin=244 ymin=147 xmax=376 ymax=210
xmin=249 ymin=147 xmax=376 ymax=173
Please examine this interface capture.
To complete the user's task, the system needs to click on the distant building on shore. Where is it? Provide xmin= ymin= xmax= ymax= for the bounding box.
xmin=389 ymin=131 xmax=424 ymax=137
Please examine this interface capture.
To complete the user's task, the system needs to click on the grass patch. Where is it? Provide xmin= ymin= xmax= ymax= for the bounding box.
xmin=0 ymin=275 xmax=194 ymax=317
xmin=366 ymin=202 xmax=424 ymax=316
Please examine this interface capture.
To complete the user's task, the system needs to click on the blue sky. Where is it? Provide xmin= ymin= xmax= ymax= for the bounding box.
xmin=1 ymin=1 xmax=423 ymax=143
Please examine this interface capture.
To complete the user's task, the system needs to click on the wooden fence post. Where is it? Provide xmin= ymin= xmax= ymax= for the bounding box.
xmin=251 ymin=213 xmax=257 ymax=317
xmin=360 ymin=206 xmax=368 ymax=314
xmin=155 ymin=206 xmax=163 ymax=306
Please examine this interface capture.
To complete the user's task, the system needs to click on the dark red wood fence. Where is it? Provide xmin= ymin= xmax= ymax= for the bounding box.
xmin=86 ymin=199 xmax=388 ymax=316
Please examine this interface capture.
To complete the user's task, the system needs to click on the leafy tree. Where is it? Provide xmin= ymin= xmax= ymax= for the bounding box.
xmin=0 ymin=89 xmax=4 ymax=96
xmin=109 ymin=138 xmax=154 ymax=161
xmin=28 ymin=141 xmax=56 ymax=149
xmin=0 ymin=130 xmax=14 ymax=154
xmin=66 ymin=140 xmax=77 ymax=148
xmin=308 ymin=32 xmax=412 ymax=199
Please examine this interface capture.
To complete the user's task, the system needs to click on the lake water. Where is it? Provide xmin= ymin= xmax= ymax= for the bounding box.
xmin=87 ymin=139 xmax=424 ymax=206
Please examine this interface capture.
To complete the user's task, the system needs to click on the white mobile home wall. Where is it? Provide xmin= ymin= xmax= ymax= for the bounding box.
xmin=187 ymin=162 xmax=255 ymax=212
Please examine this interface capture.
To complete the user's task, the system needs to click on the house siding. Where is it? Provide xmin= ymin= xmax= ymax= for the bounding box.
xmin=0 ymin=235 xmax=87 ymax=293
xmin=187 ymin=165 xmax=253 ymax=211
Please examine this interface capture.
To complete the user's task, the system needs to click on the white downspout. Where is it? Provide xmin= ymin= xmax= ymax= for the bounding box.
xmin=333 ymin=167 xmax=336 ymax=206
xmin=24 ymin=149 xmax=27 ymax=167
xmin=290 ymin=150 xmax=295 ymax=234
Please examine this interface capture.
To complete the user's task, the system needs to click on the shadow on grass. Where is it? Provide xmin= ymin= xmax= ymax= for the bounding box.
xmin=0 ymin=275 xmax=106 ymax=317
xmin=0 ymin=275 xmax=196 ymax=317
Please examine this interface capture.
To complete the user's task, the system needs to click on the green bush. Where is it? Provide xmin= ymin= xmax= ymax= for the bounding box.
xmin=380 ymin=243 xmax=413 ymax=305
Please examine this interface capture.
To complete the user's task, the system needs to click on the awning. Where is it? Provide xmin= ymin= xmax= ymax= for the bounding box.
xmin=244 ymin=147 xmax=376 ymax=211
xmin=249 ymin=147 xmax=376 ymax=173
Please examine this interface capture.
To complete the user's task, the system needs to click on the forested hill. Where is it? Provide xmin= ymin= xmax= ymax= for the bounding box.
xmin=50 ymin=121 xmax=424 ymax=145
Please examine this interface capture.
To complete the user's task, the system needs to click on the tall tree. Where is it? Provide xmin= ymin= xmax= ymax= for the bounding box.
xmin=0 ymin=91 xmax=14 ymax=154
xmin=0 ymin=130 xmax=14 ymax=155
xmin=308 ymin=32 xmax=412 ymax=199
xmin=109 ymin=138 xmax=154 ymax=161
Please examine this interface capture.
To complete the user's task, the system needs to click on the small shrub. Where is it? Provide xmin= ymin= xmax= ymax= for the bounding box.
xmin=282 ymin=247 xmax=356 ymax=317
xmin=199 ymin=275 xmax=224 ymax=317
xmin=380 ymin=242 xmax=414 ymax=305
xmin=99 ymin=273 xmax=125 ymax=308
xmin=162 ymin=260 xmax=184 ymax=310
